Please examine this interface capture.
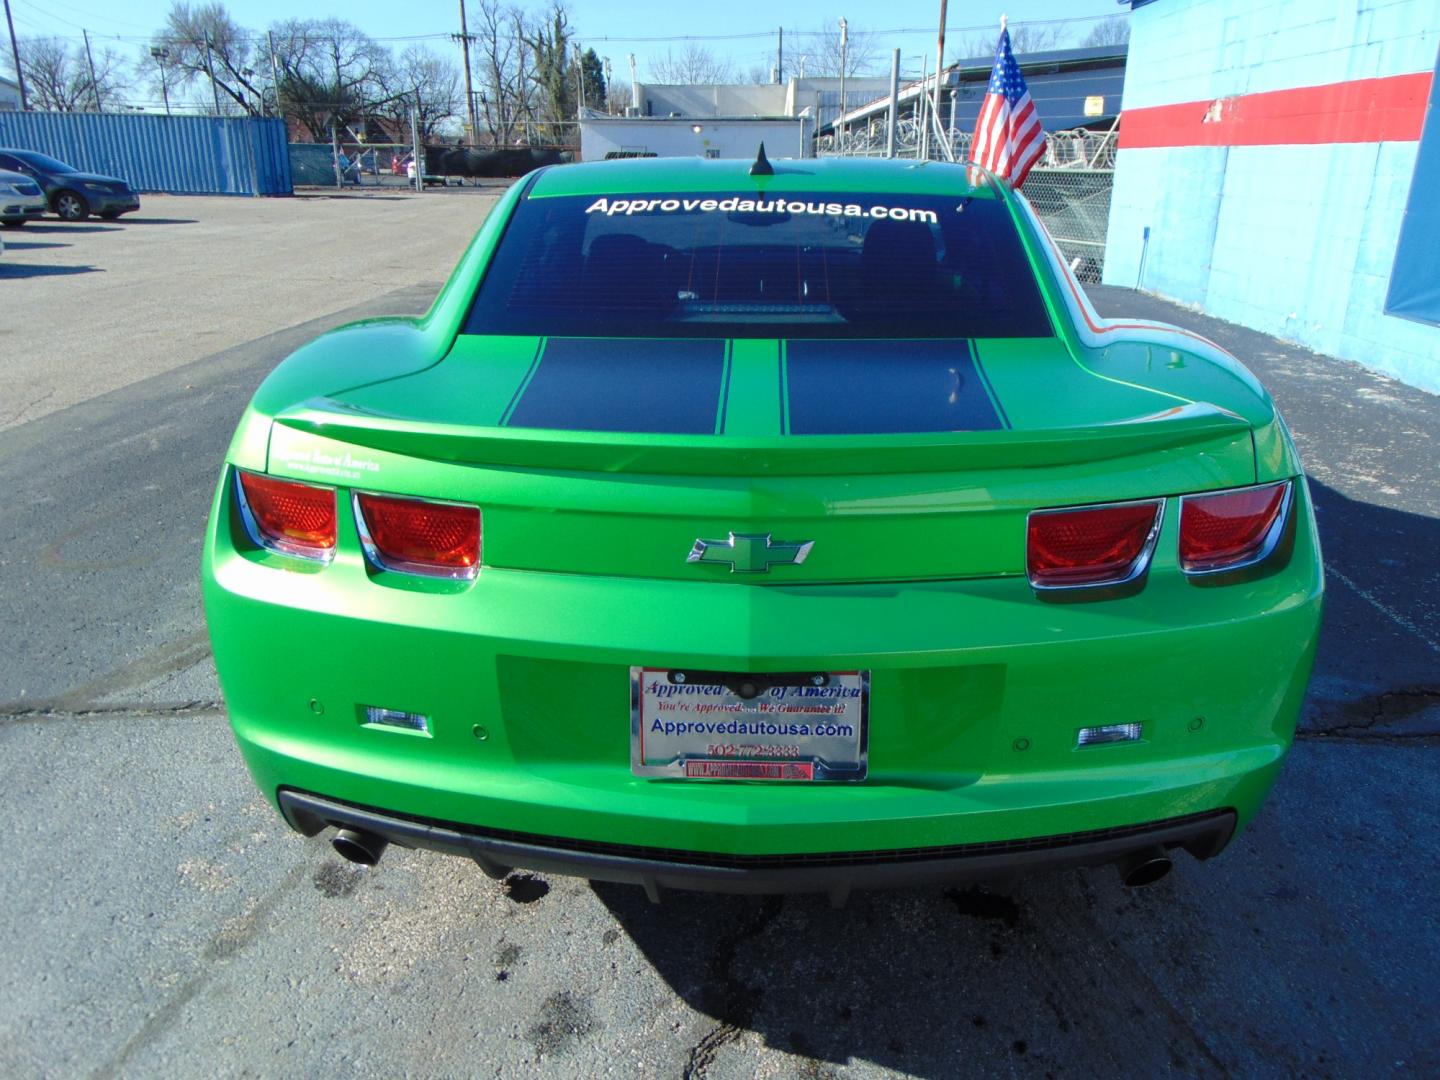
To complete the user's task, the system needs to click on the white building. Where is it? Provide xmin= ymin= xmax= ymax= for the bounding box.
xmin=579 ymin=114 xmax=814 ymax=162
xmin=0 ymin=76 xmax=22 ymax=111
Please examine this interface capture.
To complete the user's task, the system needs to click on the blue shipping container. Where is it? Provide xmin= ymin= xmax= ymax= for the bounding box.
xmin=0 ymin=111 xmax=292 ymax=195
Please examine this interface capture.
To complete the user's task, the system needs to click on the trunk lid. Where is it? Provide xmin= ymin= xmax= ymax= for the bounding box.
xmin=267 ymin=335 xmax=1261 ymax=583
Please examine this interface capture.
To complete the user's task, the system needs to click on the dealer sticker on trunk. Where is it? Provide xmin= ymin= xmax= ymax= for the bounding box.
xmin=630 ymin=668 xmax=869 ymax=781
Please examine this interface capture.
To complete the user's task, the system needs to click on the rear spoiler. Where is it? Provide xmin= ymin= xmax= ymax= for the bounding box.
xmin=272 ymin=398 xmax=1253 ymax=478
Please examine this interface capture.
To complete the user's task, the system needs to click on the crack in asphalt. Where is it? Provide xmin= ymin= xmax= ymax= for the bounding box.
xmin=0 ymin=701 xmax=226 ymax=725
xmin=0 ymin=386 xmax=56 ymax=430
xmin=681 ymin=896 xmax=785 ymax=1080
xmin=92 ymin=860 xmax=311 ymax=1080
xmin=1301 ymin=687 xmax=1440 ymax=742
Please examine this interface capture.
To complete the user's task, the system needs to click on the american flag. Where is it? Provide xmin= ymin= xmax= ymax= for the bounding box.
xmin=970 ymin=27 xmax=1046 ymax=187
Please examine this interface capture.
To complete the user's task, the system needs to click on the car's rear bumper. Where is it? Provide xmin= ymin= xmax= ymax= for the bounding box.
xmin=204 ymin=468 xmax=1323 ymax=866
xmin=279 ymin=788 xmax=1236 ymax=900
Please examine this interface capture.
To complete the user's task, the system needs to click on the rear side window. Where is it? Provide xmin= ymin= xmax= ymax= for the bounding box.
xmin=465 ymin=191 xmax=1053 ymax=339
xmin=13 ymin=152 xmax=73 ymax=173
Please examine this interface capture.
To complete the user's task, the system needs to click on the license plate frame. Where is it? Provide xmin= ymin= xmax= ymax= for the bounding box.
xmin=630 ymin=667 xmax=870 ymax=782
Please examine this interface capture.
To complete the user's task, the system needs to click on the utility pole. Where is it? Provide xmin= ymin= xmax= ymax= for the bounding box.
xmin=82 ymin=29 xmax=101 ymax=110
xmin=933 ymin=0 xmax=947 ymax=157
xmin=885 ymin=48 xmax=899 ymax=159
xmin=918 ymin=52 xmax=929 ymax=160
xmin=453 ymin=0 xmax=479 ymax=145
xmin=3 ymin=0 xmax=26 ymax=110
xmin=836 ymin=17 xmax=847 ymax=155
xmin=266 ymin=30 xmax=282 ymax=118
xmin=776 ymin=27 xmax=782 ymax=85
xmin=409 ymin=91 xmax=423 ymax=194
xmin=203 ymin=37 xmax=222 ymax=114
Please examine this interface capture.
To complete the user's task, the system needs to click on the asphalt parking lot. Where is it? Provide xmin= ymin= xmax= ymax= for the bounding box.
xmin=1 ymin=191 xmax=1436 ymax=1078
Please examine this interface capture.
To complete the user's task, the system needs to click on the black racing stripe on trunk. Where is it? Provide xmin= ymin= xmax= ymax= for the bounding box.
xmin=504 ymin=337 xmax=726 ymax=434
xmin=783 ymin=339 xmax=1002 ymax=435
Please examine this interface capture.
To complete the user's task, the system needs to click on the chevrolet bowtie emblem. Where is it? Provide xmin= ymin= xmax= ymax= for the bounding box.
xmin=687 ymin=532 xmax=814 ymax=573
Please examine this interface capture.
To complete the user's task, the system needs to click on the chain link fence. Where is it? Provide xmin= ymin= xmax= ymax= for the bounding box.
xmin=1021 ymin=168 xmax=1113 ymax=283
xmin=819 ymin=126 xmax=1116 ymax=280
xmin=289 ymin=143 xmax=419 ymax=187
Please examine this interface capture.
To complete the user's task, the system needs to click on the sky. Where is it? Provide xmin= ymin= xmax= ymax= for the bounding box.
xmin=6 ymin=0 xmax=1126 ymax=101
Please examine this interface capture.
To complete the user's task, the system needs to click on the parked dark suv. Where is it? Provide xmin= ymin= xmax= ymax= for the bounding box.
xmin=0 ymin=149 xmax=141 ymax=222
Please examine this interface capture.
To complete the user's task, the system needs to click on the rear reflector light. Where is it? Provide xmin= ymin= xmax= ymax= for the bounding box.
xmin=1179 ymin=480 xmax=1291 ymax=574
xmin=236 ymin=471 xmax=337 ymax=561
xmin=354 ymin=492 xmax=481 ymax=579
xmin=1026 ymin=499 xmax=1164 ymax=589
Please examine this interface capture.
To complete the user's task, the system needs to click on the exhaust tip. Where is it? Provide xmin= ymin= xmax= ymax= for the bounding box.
xmin=1117 ymin=845 xmax=1173 ymax=888
xmin=331 ymin=828 xmax=388 ymax=867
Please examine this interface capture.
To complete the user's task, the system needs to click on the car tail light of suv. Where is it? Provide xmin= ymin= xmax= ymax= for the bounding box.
xmin=1027 ymin=499 xmax=1165 ymax=590
xmin=235 ymin=471 xmax=338 ymax=562
xmin=353 ymin=492 xmax=482 ymax=579
xmin=1179 ymin=480 xmax=1292 ymax=575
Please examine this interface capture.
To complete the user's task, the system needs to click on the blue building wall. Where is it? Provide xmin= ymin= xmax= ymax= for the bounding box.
xmin=1104 ymin=0 xmax=1440 ymax=393
xmin=0 ymin=111 xmax=292 ymax=196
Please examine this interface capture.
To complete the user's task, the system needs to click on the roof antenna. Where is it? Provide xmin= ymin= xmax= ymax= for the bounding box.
xmin=749 ymin=142 xmax=774 ymax=176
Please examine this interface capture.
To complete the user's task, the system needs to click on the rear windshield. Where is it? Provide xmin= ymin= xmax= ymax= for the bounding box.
xmin=464 ymin=191 xmax=1053 ymax=339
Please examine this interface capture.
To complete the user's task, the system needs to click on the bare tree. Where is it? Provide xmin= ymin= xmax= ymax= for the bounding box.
xmin=1082 ymin=17 xmax=1131 ymax=48
xmin=376 ymin=46 xmax=462 ymax=142
xmin=269 ymin=18 xmax=390 ymax=139
xmin=472 ymin=0 xmax=535 ymax=145
xmin=647 ymin=43 xmax=734 ymax=84
xmin=19 ymin=36 xmax=128 ymax=111
xmin=959 ymin=22 xmax=1066 ymax=62
xmin=155 ymin=2 xmax=264 ymax=114
xmin=1010 ymin=23 xmax=1066 ymax=54
xmin=742 ymin=62 xmax=773 ymax=85
xmin=806 ymin=21 xmax=877 ymax=78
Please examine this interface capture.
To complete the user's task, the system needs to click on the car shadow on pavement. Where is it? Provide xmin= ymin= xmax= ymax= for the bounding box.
xmin=589 ymin=868 xmax=1239 ymax=1076
xmin=14 ymin=224 xmax=120 ymax=234
xmin=1302 ymin=478 xmax=1440 ymax=737
xmin=0 ymin=240 xmax=71 ymax=251
xmin=0 ymin=263 xmax=102 ymax=278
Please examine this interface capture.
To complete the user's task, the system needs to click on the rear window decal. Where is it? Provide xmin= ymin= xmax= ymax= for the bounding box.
xmin=584 ymin=196 xmax=940 ymax=224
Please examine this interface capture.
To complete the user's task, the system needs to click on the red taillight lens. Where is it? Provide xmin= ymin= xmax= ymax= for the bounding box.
xmin=236 ymin=471 xmax=337 ymax=560
xmin=355 ymin=493 xmax=481 ymax=579
xmin=1027 ymin=500 xmax=1163 ymax=588
xmin=1179 ymin=480 xmax=1290 ymax=574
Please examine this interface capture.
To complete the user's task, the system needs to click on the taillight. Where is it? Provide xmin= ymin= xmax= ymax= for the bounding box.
xmin=236 ymin=470 xmax=337 ymax=561
xmin=1179 ymin=480 xmax=1291 ymax=574
xmin=1027 ymin=499 xmax=1164 ymax=589
xmin=354 ymin=492 xmax=481 ymax=579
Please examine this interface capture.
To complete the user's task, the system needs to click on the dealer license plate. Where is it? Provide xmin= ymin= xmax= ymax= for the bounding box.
xmin=630 ymin=667 xmax=869 ymax=781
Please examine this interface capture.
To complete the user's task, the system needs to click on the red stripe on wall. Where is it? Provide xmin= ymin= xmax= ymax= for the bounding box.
xmin=1119 ymin=71 xmax=1433 ymax=149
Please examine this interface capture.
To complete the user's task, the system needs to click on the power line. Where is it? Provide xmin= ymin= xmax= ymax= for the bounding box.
xmin=10 ymin=13 xmax=1128 ymax=49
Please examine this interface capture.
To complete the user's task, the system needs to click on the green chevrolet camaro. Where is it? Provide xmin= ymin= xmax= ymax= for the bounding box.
xmin=202 ymin=155 xmax=1323 ymax=901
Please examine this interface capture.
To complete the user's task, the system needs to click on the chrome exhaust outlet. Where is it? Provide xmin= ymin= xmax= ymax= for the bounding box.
xmin=331 ymin=828 xmax=388 ymax=866
xmin=1116 ymin=845 xmax=1172 ymax=888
